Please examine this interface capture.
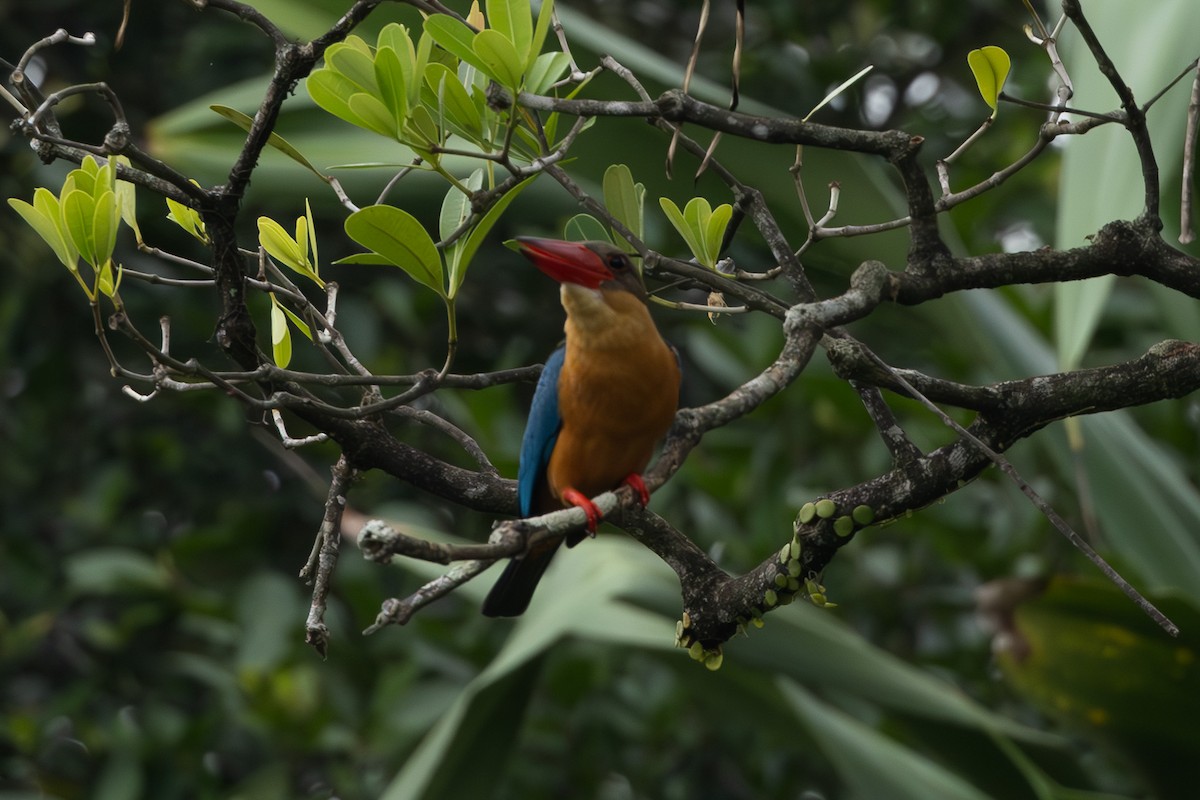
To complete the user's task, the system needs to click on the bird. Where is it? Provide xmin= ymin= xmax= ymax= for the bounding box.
xmin=482 ymin=237 xmax=681 ymax=617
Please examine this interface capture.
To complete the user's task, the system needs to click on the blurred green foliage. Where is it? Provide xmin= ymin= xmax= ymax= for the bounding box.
xmin=3 ymin=1 xmax=1199 ymax=799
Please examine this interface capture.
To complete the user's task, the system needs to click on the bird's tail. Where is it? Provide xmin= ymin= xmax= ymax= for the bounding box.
xmin=481 ymin=537 xmax=564 ymax=617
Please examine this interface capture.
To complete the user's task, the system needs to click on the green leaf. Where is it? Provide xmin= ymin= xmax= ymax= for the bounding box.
xmin=347 ymin=92 xmax=399 ymax=139
xmin=998 ymin=579 xmax=1200 ymax=793
xmin=564 ymin=213 xmax=612 ymax=244
xmin=525 ymin=51 xmax=570 ymax=95
xmin=374 ymin=45 xmax=410 ymax=129
xmin=208 ymin=105 xmax=326 ymax=179
xmin=473 ymin=29 xmax=523 ymax=90
xmin=303 ymin=199 xmax=318 ymax=271
xmin=280 ymin=302 xmax=313 ymax=342
xmin=90 ymin=189 xmax=119 ymax=268
xmin=258 ymin=207 xmax=323 ymax=287
xmin=424 ymin=62 xmax=483 ymax=142
xmin=804 ymin=64 xmax=873 ymax=122
xmin=660 ymin=196 xmax=729 ymax=268
xmin=326 ymin=39 xmax=379 ymax=95
xmin=440 ymin=180 xmax=475 ymax=286
xmin=527 ymin=0 xmax=556 ymax=73
xmin=451 ymin=174 xmax=536 ymax=296
xmin=96 ymin=260 xmax=120 ymax=299
xmin=779 ymin=680 xmax=993 ymax=800
xmin=62 ymin=189 xmax=98 ymax=268
xmin=1054 ymin=2 xmax=1197 ymax=371
xmin=306 ymin=68 xmax=363 ymax=127
xmin=379 ymin=536 xmax=676 ymax=800
xmin=377 ymin=22 xmax=415 ymax=57
xmin=659 ymin=197 xmax=704 ymax=264
xmin=8 ymin=190 xmax=77 ymax=270
xmin=112 ymin=155 xmax=143 ymax=245
xmin=270 ymin=297 xmax=292 ymax=367
xmin=258 ymin=216 xmax=303 ymax=268
xmin=424 ymin=15 xmax=491 ymax=77
xmin=165 ymin=196 xmax=207 ymax=244
xmin=684 ymin=196 xmax=716 ymax=265
xmin=341 ymin=205 xmax=444 ymax=296
xmin=439 ymin=174 xmax=476 ymax=243
xmin=602 ymin=163 xmax=644 ymax=247
xmin=703 ymin=203 xmax=732 ymax=265
xmin=967 ymin=45 xmax=1010 ymax=118
xmin=65 ymin=548 xmax=169 ymax=594
xmin=488 ymin=0 xmax=532 ymax=66
xmin=405 ymin=104 xmax=442 ymax=151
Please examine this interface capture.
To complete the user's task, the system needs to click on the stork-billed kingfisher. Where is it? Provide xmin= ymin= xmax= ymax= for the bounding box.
xmin=482 ymin=237 xmax=681 ymax=617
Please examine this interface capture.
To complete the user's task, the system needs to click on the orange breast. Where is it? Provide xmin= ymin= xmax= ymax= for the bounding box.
xmin=546 ymin=288 xmax=680 ymax=504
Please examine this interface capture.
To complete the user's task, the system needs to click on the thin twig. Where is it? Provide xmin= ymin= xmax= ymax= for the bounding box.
xmin=301 ymin=455 xmax=357 ymax=657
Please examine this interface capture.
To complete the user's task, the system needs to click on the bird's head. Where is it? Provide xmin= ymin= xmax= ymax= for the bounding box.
xmin=514 ymin=237 xmax=646 ymax=299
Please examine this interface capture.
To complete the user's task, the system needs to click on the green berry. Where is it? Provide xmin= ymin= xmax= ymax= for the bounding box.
xmin=852 ymin=504 xmax=875 ymax=525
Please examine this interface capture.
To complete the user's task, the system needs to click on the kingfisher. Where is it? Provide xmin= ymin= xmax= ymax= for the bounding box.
xmin=482 ymin=237 xmax=681 ymax=617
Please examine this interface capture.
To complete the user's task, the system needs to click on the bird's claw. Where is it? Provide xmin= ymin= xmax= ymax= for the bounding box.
xmin=622 ymin=473 xmax=651 ymax=507
xmin=561 ymin=488 xmax=602 ymax=535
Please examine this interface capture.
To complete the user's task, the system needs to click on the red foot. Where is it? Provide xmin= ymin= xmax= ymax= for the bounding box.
xmin=622 ymin=473 xmax=651 ymax=507
xmin=561 ymin=488 xmax=602 ymax=534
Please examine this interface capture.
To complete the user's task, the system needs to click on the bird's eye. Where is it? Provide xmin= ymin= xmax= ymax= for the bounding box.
xmin=607 ymin=253 xmax=630 ymax=272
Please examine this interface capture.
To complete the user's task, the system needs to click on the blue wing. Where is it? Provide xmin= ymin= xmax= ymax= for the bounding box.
xmin=518 ymin=346 xmax=565 ymax=517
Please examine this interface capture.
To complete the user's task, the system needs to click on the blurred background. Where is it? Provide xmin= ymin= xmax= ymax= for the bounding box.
xmin=3 ymin=1 xmax=1199 ymax=798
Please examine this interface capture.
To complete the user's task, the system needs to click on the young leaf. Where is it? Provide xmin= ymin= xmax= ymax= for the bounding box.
xmin=258 ymin=216 xmax=303 ymax=267
xmin=659 ymin=197 xmax=705 ymax=265
xmin=602 ymin=163 xmax=644 ymax=248
xmin=304 ymin=199 xmax=318 ymax=272
xmin=704 ymin=203 xmax=732 ymax=265
xmin=112 ymin=155 xmax=143 ymax=245
xmin=660 ymin=196 xmax=727 ymax=268
xmin=280 ymin=302 xmax=313 ymax=342
xmin=96 ymin=260 xmax=122 ymax=299
xmin=341 ymin=205 xmax=445 ymax=297
xmin=165 ymin=196 xmax=207 ymax=244
xmin=270 ymin=297 xmax=293 ymax=368
xmin=62 ymin=189 xmax=99 ymax=268
xmin=90 ymin=189 xmax=119 ymax=270
xmin=967 ymin=46 xmax=1010 ymax=118
xmin=8 ymin=190 xmax=78 ymax=271
xmin=466 ymin=0 xmax=485 ymax=30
